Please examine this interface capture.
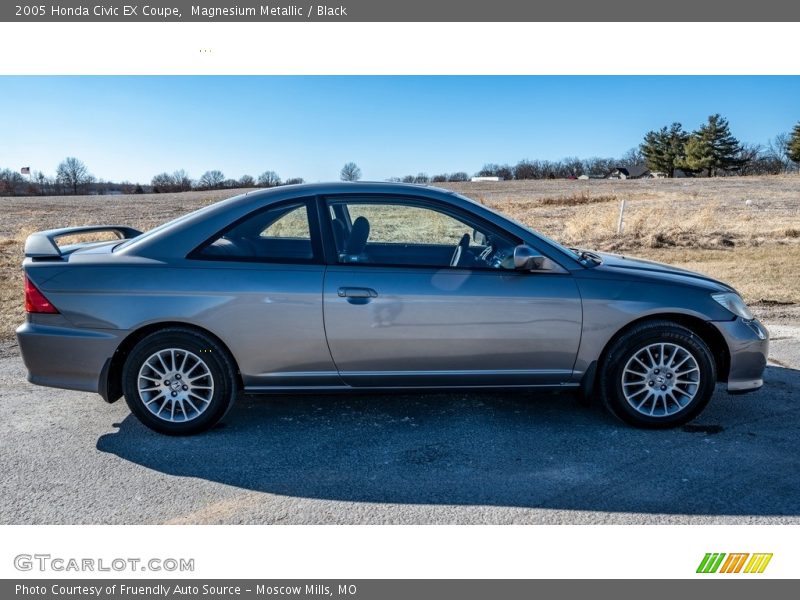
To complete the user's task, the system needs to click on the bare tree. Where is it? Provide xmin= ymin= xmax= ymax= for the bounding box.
xmin=151 ymin=170 xmax=192 ymax=192
xmin=736 ymin=143 xmax=763 ymax=176
xmin=477 ymin=163 xmax=513 ymax=180
xmin=198 ymin=170 xmax=225 ymax=190
xmin=34 ymin=170 xmax=50 ymax=195
xmin=257 ymin=170 xmax=281 ymax=187
xmin=513 ymin=160 xmax=539 ymax=180
xmin=432 ymin=174 xmax=448 ymax=182
xmin=284 ymin=177 xmax=305 ymax=185
xmin=238 ymin=174 xmax=255 ymax=187
xmin=496 ymin=165 xmax=513 ymax=180
xmin=620 ymin=147 xmax=645 ymax=167
xmin=0 ymin=168 xmax=25 ymax=196
xmin=340 ymin=162 xmax=362 ymax=182
xmin=562 ymin=156 xmax=585 ymax=177
xmin=173 ymin=169 xmax=192 ymax=191
xmin=448 ymin=172 xmax=469 ymax=182
xmin=413 ymin=173 xmax=430 ymax=184
xmin=766 ymin=133 xmax=792 ymax=173
xmin=56 ymin=157 xmax=93 ymax=195
xmin=583 ymin=157 xmax=616 ymax=178
xmin=151 ymin=172 xmax=173 ymax=193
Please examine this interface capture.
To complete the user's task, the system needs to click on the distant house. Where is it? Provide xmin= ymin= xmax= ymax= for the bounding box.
xmin=673 ymin=169 xmax=696 ymax=178
xmin=470 ymin=176 xmax=502 ymax=182
xmin=577 ymin=174 xmax=590 ymax=180
xmin=606 ymin=164 xmax=651 ymax=179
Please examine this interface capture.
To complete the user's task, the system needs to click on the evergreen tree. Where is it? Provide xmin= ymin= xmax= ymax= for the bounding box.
xmin=788 ymin=122 xmax=800 ymax=165
xmin=640 ymin=122 xmax=688 ymax=177
xmin=680 ymin=136 xmax=714 ymax=175
xmin=679 ymin=114 xmax=743 ymax=176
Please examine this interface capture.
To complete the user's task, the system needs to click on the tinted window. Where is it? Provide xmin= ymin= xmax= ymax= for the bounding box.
xmin=327 ymin=198 xmax=517 ymax=269
xmin=199 ymin=202 xmax=315 ymax=262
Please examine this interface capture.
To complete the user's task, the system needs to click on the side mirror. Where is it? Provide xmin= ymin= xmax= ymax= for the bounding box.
xmin=472 ymin=229 xmax=487 ymax=246
xmin=513 ymin=245 xmax=563 ymax=272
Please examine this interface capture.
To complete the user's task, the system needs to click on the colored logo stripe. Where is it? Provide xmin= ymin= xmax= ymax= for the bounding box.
xmin=697 ymin=553 xmax=772 ymax=574
xmin=719 ymin=553 xmax=749 ymax=573
xmin=697 ymin=553 xmax=726 ymax=573
xmin=744 ymin=553 xmax=773 ymax=573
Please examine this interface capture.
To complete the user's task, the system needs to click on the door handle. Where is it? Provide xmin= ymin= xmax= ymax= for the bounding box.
xmin=338 ymin=287 xmax=378 ymax=298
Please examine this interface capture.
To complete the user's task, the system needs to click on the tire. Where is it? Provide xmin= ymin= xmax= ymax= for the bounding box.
xmin=598 ymin=320 xmax=716 ymax=429
xmin=121 ymin=327 xmax=238 ymax=435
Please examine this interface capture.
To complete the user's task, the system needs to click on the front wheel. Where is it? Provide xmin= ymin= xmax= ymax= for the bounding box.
xmin=599 ymin=321 xmax=717 ymax=428
xmin=121 ymin=328 xmax=238 ymax=435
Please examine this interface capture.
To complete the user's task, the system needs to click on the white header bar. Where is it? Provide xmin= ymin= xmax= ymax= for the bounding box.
xmin=0 ymin=23 xmax=798 ymax=75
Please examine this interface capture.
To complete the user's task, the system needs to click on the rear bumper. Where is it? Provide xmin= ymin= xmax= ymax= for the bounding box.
xmin=712 ymin=317 xmax=769 ymax=394
xmin=16 ymin=319 xmax=124 ymax=394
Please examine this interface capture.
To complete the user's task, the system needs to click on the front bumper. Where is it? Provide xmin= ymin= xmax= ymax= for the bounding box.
xmin=16 ymin=317 xmax=125 ymax=394
xmin=712 ymin=317 xmax=769 ymax=394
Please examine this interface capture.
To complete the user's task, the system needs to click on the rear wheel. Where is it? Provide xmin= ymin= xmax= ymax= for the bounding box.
xmin=599 ymin=321 xmax=716 ymax=428
xmin=122 ymin=328 xmax=238 ymax=435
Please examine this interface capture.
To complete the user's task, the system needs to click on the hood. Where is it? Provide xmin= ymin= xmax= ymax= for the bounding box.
xmin=587 ymin=250 xmax=735 ymax=293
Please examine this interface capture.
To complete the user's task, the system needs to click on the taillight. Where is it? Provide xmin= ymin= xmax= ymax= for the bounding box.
xmin=24 ymin=276 xmax=59 ymax=314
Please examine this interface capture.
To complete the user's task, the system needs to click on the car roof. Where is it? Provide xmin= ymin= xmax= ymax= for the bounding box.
xmin=238 ymin=181 xmax=458 ymax=202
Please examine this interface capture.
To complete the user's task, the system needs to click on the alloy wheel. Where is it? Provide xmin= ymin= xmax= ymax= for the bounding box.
xmin=621 ymin=342 xmax=701 ymax=417
xmin=136 ymin=348 xmax=215 ymax=422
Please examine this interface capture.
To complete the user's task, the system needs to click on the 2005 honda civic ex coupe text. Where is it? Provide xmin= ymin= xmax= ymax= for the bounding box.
xmin=16 ymin=182 xmax=768 ymax=435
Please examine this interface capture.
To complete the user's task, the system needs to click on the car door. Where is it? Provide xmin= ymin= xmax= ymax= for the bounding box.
xmin=321 ymin=196 xmax=583 ymax=387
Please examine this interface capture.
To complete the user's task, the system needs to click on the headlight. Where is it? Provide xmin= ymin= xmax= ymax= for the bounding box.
xmin=711 ymin=292 xmax=754 ymax=320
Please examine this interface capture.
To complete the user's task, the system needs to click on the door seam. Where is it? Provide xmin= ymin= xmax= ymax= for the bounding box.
xmin=321 ymin=266 xmax=347 ymax=384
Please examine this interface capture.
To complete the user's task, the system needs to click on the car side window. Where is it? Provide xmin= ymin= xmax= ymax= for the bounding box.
xmin=199 ymin=202 xmax=316 ymax=262
xmin=259 ymin=204 xmax=311 ymax=239
xmin=327 ymin=198 xmax=517 ymax=269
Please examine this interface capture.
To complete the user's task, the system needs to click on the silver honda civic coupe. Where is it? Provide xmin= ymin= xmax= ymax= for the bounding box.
xmin=17 ymin=182 xmax=768 ymax=434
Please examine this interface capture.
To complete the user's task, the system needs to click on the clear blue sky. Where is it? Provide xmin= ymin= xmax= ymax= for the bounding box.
xmin=2 ymin=76 xmax=798 ymax=183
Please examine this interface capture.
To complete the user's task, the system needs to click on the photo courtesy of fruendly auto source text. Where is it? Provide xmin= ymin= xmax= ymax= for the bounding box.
xmin=0 ymin=1 xmax=798 ymax=596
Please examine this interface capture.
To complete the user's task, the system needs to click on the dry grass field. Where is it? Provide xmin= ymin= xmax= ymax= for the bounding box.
xmin=1 ymin=176 xmax=799 ymax=344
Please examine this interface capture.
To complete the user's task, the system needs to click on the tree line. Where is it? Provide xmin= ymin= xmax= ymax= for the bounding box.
xmin=640 ymin=115 xmax=799 ymax=177
xmin=0 ymin=159 xmax=306 ymax=196
xmin=1 ymin=156 xmax=100 ymax=196
xmin=387 ymin=117 xmax=799 ymax=182
xmin=2 ymin=119 xmax=799 ymax=196
xmin=150 ymin=169 xmax=304 ymax=193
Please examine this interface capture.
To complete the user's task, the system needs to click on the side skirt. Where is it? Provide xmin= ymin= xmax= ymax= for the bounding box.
xmin=244 ymin=383 xmax=580 ymax=395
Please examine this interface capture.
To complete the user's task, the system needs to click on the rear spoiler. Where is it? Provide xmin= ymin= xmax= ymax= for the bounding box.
xmin=24 ymin=226 xmax=143 ymax=259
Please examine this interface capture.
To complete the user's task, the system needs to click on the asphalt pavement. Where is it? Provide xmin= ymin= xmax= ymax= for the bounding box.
xmin=0 ymin=325 xmax=798 ymax=524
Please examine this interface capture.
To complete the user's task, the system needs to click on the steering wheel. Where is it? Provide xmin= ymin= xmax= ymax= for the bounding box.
xmin=450 ymin=233 xmax=471 ymax=267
